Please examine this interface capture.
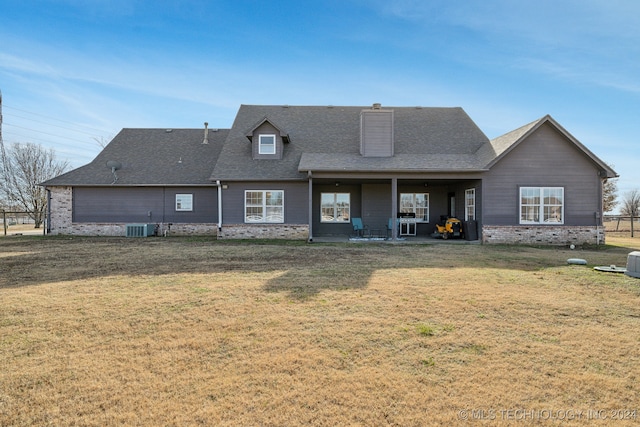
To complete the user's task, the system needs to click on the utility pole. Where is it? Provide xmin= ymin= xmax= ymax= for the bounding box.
xmin=0 ymin=89 xmax=6 ymax=190
xmin=0 ymin=90 xmax=6 ymax=235
xmin=0 ymin=90 xmax=9 ymax=187
xmin=0 ymin=89 xmax=6 ymax=171
xmin=0 ymin=90 xmax=3 ymax=154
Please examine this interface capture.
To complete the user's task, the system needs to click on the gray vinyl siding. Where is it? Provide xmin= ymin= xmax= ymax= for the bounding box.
xmin=360 ymin=110 xmax=394 ymax=157
xmin=362 ymin=184 xmax=392 ymax=232
xmin=252 ymin=122 xmax=284 ymax=160
xmin=483 ymin=123 xmax=602 ymax=226
xmin=73 ymin=187 xmax=218 ymax=223
xmin=222 ymin=181 xmax=308 ymax=224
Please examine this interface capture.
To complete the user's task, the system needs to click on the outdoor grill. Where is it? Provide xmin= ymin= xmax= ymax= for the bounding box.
xmin=398 ymin=212 xmax=417 ymax=236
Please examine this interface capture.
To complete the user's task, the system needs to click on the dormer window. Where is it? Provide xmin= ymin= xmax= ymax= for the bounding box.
xmin=259 ymin=134 xmax=276 ymax=155
xmin=246 ymin=117 xmax=290 ymax=160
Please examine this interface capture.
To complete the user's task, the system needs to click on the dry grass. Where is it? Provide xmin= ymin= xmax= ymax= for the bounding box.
xmin=1 ymin=236 xmax=640 ymax=426
xmin=1 ymin=223 xmax=44 ymax=236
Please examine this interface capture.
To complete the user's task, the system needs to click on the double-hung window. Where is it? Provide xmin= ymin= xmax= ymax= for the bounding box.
xmin=259 ymin=134 xmax=276 ymax=155
xmin=321 ymin=193 xmax=350 ymax=222
xmin=465 ymin=189 xmax=476 ymax=221
xmin=245 ymin=190 xmax=284 ymax=223
xmin=399 ymin=193 xmax=429 ymax=222
xmin=175 ymin=194 xmax=193 ymax=211
xmin=520 ymin=187 xmax=564 ymax=224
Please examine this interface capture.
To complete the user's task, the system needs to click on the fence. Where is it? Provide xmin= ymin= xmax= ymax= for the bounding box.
xmin=1 ymin=211 xmax=47 ymax=236
xmin=603 ymin=215 xmax=638 ymax=233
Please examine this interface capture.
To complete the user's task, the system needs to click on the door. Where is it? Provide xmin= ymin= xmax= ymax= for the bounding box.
xmin=448 ymin=192 xmax=456 ymax=218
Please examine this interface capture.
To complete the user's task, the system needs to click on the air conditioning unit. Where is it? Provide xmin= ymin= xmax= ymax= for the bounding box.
xmin=125 ymin=223 xmax=155 ymax=237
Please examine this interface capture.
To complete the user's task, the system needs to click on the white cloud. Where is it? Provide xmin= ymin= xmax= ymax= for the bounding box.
xmin=0 ymin=52 xmax=60 ymax=78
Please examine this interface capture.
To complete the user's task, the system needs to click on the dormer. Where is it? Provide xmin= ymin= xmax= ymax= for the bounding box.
xmin=245 ymin=117 xmax=290 ymax=160
xmin=360 ymin=103 xmax=394 ymax=157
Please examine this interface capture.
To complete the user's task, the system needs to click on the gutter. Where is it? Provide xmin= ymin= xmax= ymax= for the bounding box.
xmin=46 ymin=189 xmax=51 ymax=235
xmin=215 ymin=180 xmax=222 ymax=231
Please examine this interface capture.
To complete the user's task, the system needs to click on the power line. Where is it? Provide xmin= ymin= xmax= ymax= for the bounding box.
xmin=3 ymin=104 xmax=112 ymax=135
xmin=4 ymin=112 xmax=110 ymax=138
xmin=3 ymin=129 xmax=100 ymax=152
xmin=4 ymin=122 xmax=101 ymax=145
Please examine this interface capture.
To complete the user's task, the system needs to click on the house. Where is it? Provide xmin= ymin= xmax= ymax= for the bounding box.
xmin=41 ymin=104 xmax=617 ymax=244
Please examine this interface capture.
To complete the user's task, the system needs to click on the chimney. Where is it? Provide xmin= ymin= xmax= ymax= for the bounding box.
xmin=202 ymin=122 xmax=209 ymax=144
xmin=360 ymin=105 xmax=394 ymax=157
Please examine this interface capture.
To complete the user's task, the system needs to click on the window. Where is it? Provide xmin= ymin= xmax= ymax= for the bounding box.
xmin=465 ymin=189 xmax=476 ymax=221
xmin=321 ymin=193 xmax=350 ymax=222
xmin=245 ymin=190 xmax=284 ymax=223
xmin=259 ymin=134 xmax=276 ymax=155
xmin=175 ymin=194 xmax=193 ymax=211
xmin=399 ymin=193 xmax=429 ymax=222
xmin=520 ymin=187 xmax=564 ymax=224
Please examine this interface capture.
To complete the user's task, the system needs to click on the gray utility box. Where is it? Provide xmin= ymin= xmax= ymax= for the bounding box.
xmin=625 ymin=251 xmax=640 ymax=279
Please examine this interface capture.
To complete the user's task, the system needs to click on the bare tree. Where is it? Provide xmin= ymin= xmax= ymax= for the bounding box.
xmin=621 ymin=189 xmax=640 ymax=237
xmin=0 ymin=142 xmax=70 ymax=228
xmin=602 ymin=165 xmax=618 ymax=213
xmin=92 ymin=135 xmax=114 ymax=149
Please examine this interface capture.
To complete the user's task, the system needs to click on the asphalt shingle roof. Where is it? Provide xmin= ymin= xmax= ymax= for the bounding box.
xmin=43 ymin=104 xmax=615 ymax=187
xmin=210 ymin=105 xmax=490 ymax=180
xmin=42 ymin=127 xmax=228 ymax=186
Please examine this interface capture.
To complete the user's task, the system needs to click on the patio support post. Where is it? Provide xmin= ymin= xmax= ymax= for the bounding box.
xmin=308 ymin=172 xmax=313 ymax=242
xmin=391 ymin=177 xmax=398 ymax=240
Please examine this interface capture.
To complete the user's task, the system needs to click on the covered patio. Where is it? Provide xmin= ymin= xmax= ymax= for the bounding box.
xmin=306 ymin=176 xmax=482 ymax=242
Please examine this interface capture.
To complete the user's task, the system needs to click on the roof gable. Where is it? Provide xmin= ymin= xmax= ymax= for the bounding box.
xmin=245 ymin=117 xmax=290 ymax=143
xmin=484 ymin=115 xmax=617 ymax=178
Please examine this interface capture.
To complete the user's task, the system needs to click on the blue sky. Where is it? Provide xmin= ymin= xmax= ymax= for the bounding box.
xmin=1 ymin=0 xmax=638 ymax=210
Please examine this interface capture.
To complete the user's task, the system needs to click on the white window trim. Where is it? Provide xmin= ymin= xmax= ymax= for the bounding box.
xmin=519 ymin=187 xmax=564 ymax=225
xmin=258 ymin=134 xmax=276 ymax=155
xmin=465 ymin=188 xmax=476 ymax=221
xmin=399 ymin=193 xmax=429 ymax=222
xmin=320 ymin=192 xmax=351 ymax=223
xmin=175 ymin=194 xmax=193 ymax=211
xmin=244 ymin=190 xmax=284 ymax=223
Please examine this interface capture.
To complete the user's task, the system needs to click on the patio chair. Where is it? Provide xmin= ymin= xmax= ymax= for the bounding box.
xmin=352 ymin=218 xmax=368 ymax=237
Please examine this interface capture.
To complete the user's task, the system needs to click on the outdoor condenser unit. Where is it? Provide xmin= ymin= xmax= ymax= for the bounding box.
xmin=125 ymin=223 xmax=155 ymax=237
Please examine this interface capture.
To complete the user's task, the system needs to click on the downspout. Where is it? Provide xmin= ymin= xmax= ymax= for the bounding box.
xmin=391 ymin=177 xmax=398 ymax=240
xmin=596 ymin=171 xmax=605 ymax=245
xmin=307 ymin=171 xmax=313 ymax=242
xmin=216 ymin=180 xmax=223 ymax=232
xmin=46 ymin=188 xmax=51 ymax=235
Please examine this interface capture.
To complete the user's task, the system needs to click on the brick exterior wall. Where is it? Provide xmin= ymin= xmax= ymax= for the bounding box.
xmin=218 ymin=224 xmax=309 ymax=240
xmin=47 ymin=186 xmax=73 ymax=234
xmin=482 ymin=225 xmax=605 ymax=245
xmin=62 ymin=223 xmax=218 ymax=237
